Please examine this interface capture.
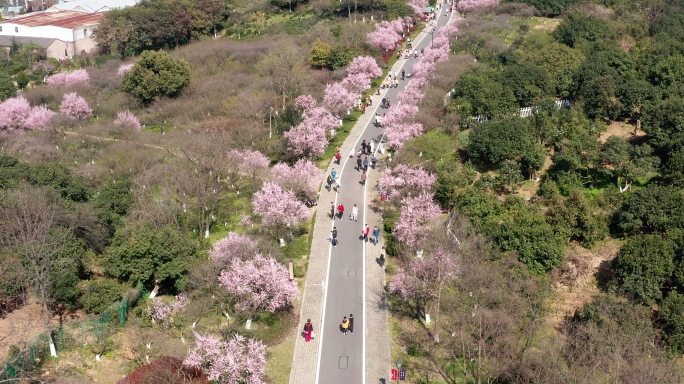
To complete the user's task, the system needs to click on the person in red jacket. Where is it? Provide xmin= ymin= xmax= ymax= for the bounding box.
xmin=337 ymin=203 xmax=345 ymax=219
xmin=363 ymin=224 xmax=370 ymax=242
xmin=304 ymin=319 xmax=314 ymax=342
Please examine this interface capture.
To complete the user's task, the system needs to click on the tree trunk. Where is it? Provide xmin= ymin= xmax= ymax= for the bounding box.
xmin=39 ymin=284 xmax=57 ymax=357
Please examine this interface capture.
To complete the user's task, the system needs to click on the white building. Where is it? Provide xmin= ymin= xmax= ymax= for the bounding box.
xmin=46 ymin=0 xmax=139 ymax=13
xmin=0 ymin=11 xmax=103 ymax=58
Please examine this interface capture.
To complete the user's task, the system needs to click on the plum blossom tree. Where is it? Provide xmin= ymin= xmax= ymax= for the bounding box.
xmin=294 ymin=94 xmax=317 ymax=112
xmin=46 ymin=69 xmax=90 ymax=86
xmin=397 ymin=88 xmax=425 ymax=106
xmin=184 ymin=332 xmax=266 ymax=384
xmin=226 ymin=149 xmax=270 ymax=185
xmin=383 ymin=104 xmax=419 ymax=127
xmin=118 ymin=63 xmax=134 ymax=76
xmin=367 ymin=20 xmax=403 ymax=51
xmin=147 ymin=293 xmax=189 ymax=327
xmin=386 ymin=122 xmax=424 ymax=149
xmin=218 ymin=253 xmax=299 ymax=313
xmin=60 ymin=92 xmax=92 ymax=120
xmin=378 ymin=164 xmax=437 ymax=194
xmin=323 ymin=82 xmax=358 ymax=116
xmin=389 ymin=246 xmax=459 ymax=341
xmin=409 ymin=0 xmax=428 ymax=16
xmin=114 ymin=110 xmax=142 ymax=130
xmin=270 ymin=159 xmax=324 ymax=195
xmin=342 ymin=73 xmax=372 ymax=94
xmin=346 ymin=56 xmax=383 ymax=79
xmin=0 ymin=97 xmax=55 ymax=132
xmin=251 ymin=182 xmax=311 ymax=228
xmin=209 ymin=232 xmax=258 ymax=264
xmin=393 ymin=192 xmax=442 ymax=248
xmin=284 ymin=107 xmax=338 ymax=158
xmin=458 ymin=0 xmax=499 ymax=12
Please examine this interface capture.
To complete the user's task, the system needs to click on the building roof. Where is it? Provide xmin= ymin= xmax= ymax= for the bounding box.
xmin=0 ymin=11 xmax=103 ymax=28
xmin=0 ymin=35 xmax=59 ymax=48
xmin=47 ymin=0 xmax=138 ymax=13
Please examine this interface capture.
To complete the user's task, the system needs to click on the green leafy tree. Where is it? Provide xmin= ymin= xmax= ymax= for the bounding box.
xmin=599 ymin=136 xmax=659 ymax=193
xmin=513 ymin=0 xmax=579 ymax=15
xmin=81 ymin=279 xmax=122 ymax=314
xmin=468 ymin=118 xmax=537 ymax=166
xmin=553 ymin=11 xmax=614 ymax=48
xmin=121 ymin=50 xmax=191 ymax=104
xmin=501 ymin=63 xmax=553 ymax=107
xmin=660 ymin=292 xmax=684 ymax=354
xmin=642 ymin=97 xmax=684 ymax=154
xmin=518 ymin=34 xmax=585 ymax=96
xmin=309 ymin=39 xmax=332 ymax=68
xmin=105 ymin=223 xmax=198 ymax=292
xmin=327 ymin=45 xmax=367 ymax=70
xmin=452 ymin=68 xmax=518 ymax=119
xmin=0 ymin=72 xmax=16 ymax=101
xmin=546 ymin=190 xmax=606 ymax=247
xmin=15 ymin=71 xmax=28 ymax=90
xmin=612 ymin=234 xmax=675 ymax=305
xmin=93 ymin=178 xmax=133 ymax=233
xmin=497 ymin=160 xmax=524 ymax=193
xmin=612 ymin=185 xmax=684 ymax=235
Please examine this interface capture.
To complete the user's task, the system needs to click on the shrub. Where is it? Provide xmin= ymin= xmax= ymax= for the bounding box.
xmin=121 ymin=50 xmax=191 ymax=103
xmin=60 ymin=92 xmax=92 ymax=120
xmin=81 ymin=279 xmax=122 ymax=314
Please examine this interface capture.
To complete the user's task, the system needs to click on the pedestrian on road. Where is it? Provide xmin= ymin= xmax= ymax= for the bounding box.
xmin=371 ymin=154 xmax=377 ymax=168
xmin=341 ymin=316 xmax=350 ymax=335
xmin=361 ymin=140 xmax=367 ymax=154
xmin=387 ymin=99 xmax=391 ymax=108
xmin=381 ymin=97 xmax=387 ymax=108
xmin=366 ymin=96 xmax=371 ymax=106
xmin=334 ymin=150 xmax=341 ymax=164
xmin=331 ymin=226 xmax=338 ymax=247
xmin=335 ymin=177 xmax=341 ymax=192
xmin=331 ymin=168 xmax=337 ymax=182
xmin=330 ymin=203 xmax=335 ymax=220
xmin=394 ymin=78 xmax=399 ymax=88
xmin=351 ymin=204 xmax=358 ymax=221
xmin=326 ymin=175 xmax=333 ymax=191
xmin=337 ymin=203 xmax=345 ymax=219
xmin=401 ymin=69 xmax=405 ymax=80
xmin=372 ymin=226 xmax=380 ymax=245
xmin=361 ymin=171 xmax=367 ymax=186
xmin=304 ymin=319 xmax=314 ymax=342
xmin=356 ymin=156 xmax=363 ymax=171
xmin=363 ymin=157 xmax=369 ymax=171
xmin=363 ymin=224 xmax=370 ymax=242
xmin=369 ymin=140 xmax=375 ymax=154
xmin=348 ymin=314 xmax=354 ymax=334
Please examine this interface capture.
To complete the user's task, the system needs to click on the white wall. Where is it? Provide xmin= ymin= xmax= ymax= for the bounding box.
xmin=0 ymin=23 xmax=75 ymax=41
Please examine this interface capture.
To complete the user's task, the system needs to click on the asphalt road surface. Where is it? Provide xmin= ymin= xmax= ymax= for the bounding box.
xmin=315 ymin=5 xmax=457 ymax=384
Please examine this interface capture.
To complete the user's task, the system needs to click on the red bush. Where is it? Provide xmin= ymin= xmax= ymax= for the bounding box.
xmin=119 ymin=357 xmax=209 ymax=384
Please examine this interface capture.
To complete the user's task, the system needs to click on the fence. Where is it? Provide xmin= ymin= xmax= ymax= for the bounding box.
xmin=466 ymin=99 xmax=572 ymax=124
xmin=2 ymin=282 xmax=146 ymax=381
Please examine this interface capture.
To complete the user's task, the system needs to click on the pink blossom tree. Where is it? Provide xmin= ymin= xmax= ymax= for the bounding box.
xmin=118 ymin=63 xmax=134 ymax=76
xmin=0 ymin=97 xmax=55 ymax=132
xmin=114 ymin=110 xmax=142 ymax=130
xmin=367 ymin=20 xmax=402 ymax=51
xmin=389 ymin=246 xmax=459 ymax=341
xmin=383 ymin=104 xmax=419 ymax=127
xmin=251 ymin=182 xmax=311 ymax=229
xmin=294 ymin=94 xmax=317 ymax=112
xmin=323 ymin=82 xmax=358 ymax=116
xmin=346 ymin=56 xmax=383 ymax=79
xmin=209 ymin=232 xmax=258 ymax=264
xmin=284 ymin=107 xmax=338 ymax=158
xmin=218 ymin=253 xmax=299 ymax=313
xmin=341 ymin=73 xmax=372 ymax=94
xmin=46 ymin=69 xmax=90 ymax=86
xmin=25 ymin=106 xmax=56 ymax=130
xmin=397 ymin=88 xmax=425 ymax=106
xmin=409 ymin=0 xmax=428 ymax=16
xmin=386 ymin=122 xmax=424 ymax=149
xmin=270 ymin=159 xmax=324 ymax=195
xmin=147 ymin=293 xmax=189 ymax=327
xmin=60 ymin=92 xmax=92 ymax=120
xmin=378 ymin=164 xmax=436 ymax=194
xmin=393 ymin=192 xmax=442 ymax=248
xmin=458 ymin=0 xmax=500 ymax=12
xmin=0 ymin=96 xmax=31 ymax=131
xmin=184 ymin=332 xmax=266 ymax=384
xmin=226 ymin=149 xmax=270 ymax=184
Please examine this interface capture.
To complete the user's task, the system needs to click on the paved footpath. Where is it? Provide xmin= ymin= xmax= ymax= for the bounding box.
xmin=290 ymin=7 xmax=456 ymax=384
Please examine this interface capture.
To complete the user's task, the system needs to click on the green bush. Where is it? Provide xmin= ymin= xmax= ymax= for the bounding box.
xmin=82 ymin=279 xmax=123 ymax=314
xmin=121 ymin=50 xmax=191 ymax=104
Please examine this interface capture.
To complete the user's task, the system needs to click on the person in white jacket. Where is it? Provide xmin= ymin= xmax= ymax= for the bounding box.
xmin=351 ymin=204 xmax=359 ymax=221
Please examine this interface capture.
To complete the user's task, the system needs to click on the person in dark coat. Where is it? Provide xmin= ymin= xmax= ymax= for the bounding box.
xmin=304 ymin=319 xmax=314 ymax=342
xmin=356 ymin=156 xmax=363 ymax=171
xmin=331 ymin=226 xmax=338 ymax=247
xmin=348 ymin=314 xmax=354 ymax=334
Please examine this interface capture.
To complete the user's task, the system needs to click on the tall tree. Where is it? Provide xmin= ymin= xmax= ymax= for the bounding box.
xmin=0 ymin=187 xmax=76 ymax=357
